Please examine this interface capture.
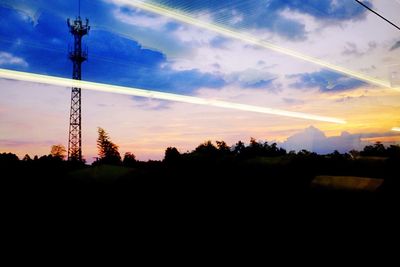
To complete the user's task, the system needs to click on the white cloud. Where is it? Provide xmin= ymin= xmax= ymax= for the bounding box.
xmin=281 ymin=125 xmax=400 ymax=154
xmin=113 ymin=6 xmax=171 ymax=30
xmin=172 ymin=23 xmax=218 ymax=45
xmin=281 ymin=126 xmax=365 ymax=154
xmin=106 ymin=0 xmax=400 ymax=92
xmin=0 ymin=52 xmax=28 ymax=67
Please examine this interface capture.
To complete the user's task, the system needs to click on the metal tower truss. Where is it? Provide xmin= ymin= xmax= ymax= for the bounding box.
xmin=67 ymin=16 xmax=90 ymax=162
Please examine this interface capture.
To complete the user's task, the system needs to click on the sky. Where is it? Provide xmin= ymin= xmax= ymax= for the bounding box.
xmin=0 ymin=0 xmax=400 ymax=161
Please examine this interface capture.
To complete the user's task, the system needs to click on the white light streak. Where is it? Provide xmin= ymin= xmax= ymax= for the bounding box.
xmin=0 ymin=68 xmax=346 ymax=124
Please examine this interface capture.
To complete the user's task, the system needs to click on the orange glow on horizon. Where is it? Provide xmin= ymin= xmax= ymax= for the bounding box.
xmin=361 ymin=135 xmax=400 ymax=143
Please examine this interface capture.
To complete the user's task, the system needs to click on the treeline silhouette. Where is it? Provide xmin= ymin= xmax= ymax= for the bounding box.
xmin=1 ymin=128 xmax=399 ymax=219
xmin=2 ymin=135 xmax=399 ymax=196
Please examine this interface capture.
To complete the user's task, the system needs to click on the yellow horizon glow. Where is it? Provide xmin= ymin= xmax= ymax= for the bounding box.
xmin=0 ymin=68 xmax=346 ymax=124
xmin=392 ymin=127 xmax=400 ymax=132
xmin=361 ymin=136 xmax=400 ymax=143
xmin=122 ymin=0 xmax=399 ymax=90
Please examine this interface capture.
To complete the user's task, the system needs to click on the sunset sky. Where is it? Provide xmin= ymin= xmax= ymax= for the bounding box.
xmin=0 ymin=0 xmax=400 ymax=161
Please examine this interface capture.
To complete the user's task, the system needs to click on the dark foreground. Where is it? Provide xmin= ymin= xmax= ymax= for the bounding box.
xmin=2 ymin=154 xmax=399 ymax=217
xmin=3 ymin=147 xmax=399 ymax=253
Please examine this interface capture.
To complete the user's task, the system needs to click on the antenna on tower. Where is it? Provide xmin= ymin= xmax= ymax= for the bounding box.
xmin=67 ymin=0 xmax=90 ymax=162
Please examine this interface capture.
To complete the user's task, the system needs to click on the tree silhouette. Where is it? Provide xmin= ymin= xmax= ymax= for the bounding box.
xmin=233 ymin=141 xmax=245 ymax=156
xmin=216 ymin=140 xmax=230 ymax=153
xmin=22 ymin=154 xmax=32 ymax=161
xmin=361 ymin=142 xmax=386 ymax=157
xmin=247 ymin=137 xmax=264 ymax=157
xmin=123 ymin=152 xmax=136 ymax=167
xmin=164 ymin=147 xmax=181 ymax=164
xmin=97 ymin=127 xmax=121 ymax=165
xmin=191 ymin=141 xmax=221 ymax=164
xmin=50 ymin=144 xmax=67 ymax=160
xmin=349 ymin=149 xmax=360 ymax=159
xmin=0 ymin=152 xmax=19 ymax=162
xmin=387 ymin=145 xmax=400 ymax=158
xmin=194 ymin=141 xmax=218 ymax=157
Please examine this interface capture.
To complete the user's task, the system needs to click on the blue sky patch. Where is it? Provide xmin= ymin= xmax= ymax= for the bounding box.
xmin=0 ymin=4 xmax=226 ymax=94
xmin=289 ymin=70 xmax=367 ymax=92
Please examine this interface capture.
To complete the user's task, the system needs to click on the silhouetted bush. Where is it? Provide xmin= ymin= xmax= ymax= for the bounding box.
xmin=164 ymin=147 xmax=181 ymax=165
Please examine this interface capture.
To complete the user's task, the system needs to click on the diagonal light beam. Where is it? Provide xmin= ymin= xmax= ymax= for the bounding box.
xmin=0 ymin=68 xmax=345 ymax=124
xmin=119 ymin=0 xmax=398 ymax=90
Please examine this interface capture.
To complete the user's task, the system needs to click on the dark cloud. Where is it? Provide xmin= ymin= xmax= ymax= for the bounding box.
xmin=209 ymin=36 xmax=230 ymax=48
xmin=150 ymin=0 xmax=370 ymax=40
xmin=342 ymin=41 xmax=377 ymax=57
xmin=279 ymin=0 xmax=370 ymax=20
xmin=342 ymin=42 xmax=364 ymax=57
xmin=241 ymin=78 xmax=280 ymax=91
xmin=257 ymin=60 xmax=266 ymax=66
xmin=334 ymin=95 xmax=366 ymax=103
xmin=131 ymin=97 xmax=172 ymax=111
xmin=288 ymin=69 xmax=367 ymax=92
xmin=390 ymin=40 xmax=400 ymax=51
xmin=228 ymin=69 xmax=281 ymax=91
xmin=282 ymin=97 xmax=304 ymax=105
xmin=0 ymin=139 xmax=55 ymax=148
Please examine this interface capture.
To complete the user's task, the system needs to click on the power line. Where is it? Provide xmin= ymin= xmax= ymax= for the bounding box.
xmin=355 ymin=0 xmax=400 ymax=31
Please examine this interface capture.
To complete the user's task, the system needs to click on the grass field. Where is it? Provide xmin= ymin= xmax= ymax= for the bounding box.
xmin=311 ymin=176 xmax=383 ymax=192
xmin=67 ymin=165 xmax=135 ymax=184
